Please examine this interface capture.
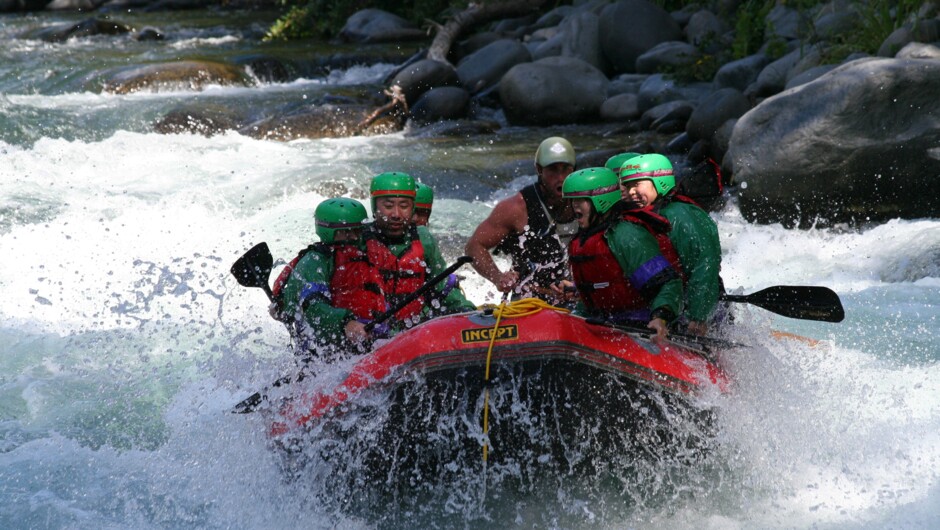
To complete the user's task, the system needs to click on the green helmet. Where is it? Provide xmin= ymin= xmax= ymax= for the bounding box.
xmin=314 ymin=197 xmax=367 ymax=243
xmin=535 ymin=136 xmax=576 ymax=167
xmin=369 ymin=172 xmax=416 ymax=212
xmin=619 ymin=153 xmax=675 ymax=196
xmin=562 ymin=167 xmax=622 ymax=214
xmin=604 ymin=152 xmax=640 ymax=178
xmin=414 ymin=181 xmax=433 ymax=211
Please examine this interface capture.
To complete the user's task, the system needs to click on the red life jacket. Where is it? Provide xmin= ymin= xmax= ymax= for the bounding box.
xmin=365 ymin=228 xmax=427 ymax=321
xmin=330 ymin=244 xmax=386 ymax=320
xmin=623 ymin=207 xmax=686 ymax=283
xmin=568 ymin=224 xmax=649 ymax=313
xmin=270 ymin=243 xmax=386 ymax=321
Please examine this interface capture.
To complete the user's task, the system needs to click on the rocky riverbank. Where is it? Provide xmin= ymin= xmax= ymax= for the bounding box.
xmin=5 ymin=0 xmax=940 ymax=227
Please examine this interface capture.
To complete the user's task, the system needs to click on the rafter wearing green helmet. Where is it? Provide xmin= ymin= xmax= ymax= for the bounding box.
xmin=369 ymin=171 xmax=417 ymax=239
xmin=562 ymin=167 xmax=623 ymax=220
xmin=604 ymin=152 xmax=640 ymax=179
xmin=413 ymin=181 xmax=434 ymax=227
xmin=369 ymin=171 xmax=416 ymax=211
xmin=314 ymin=197 xmax=367 ymax=244
xmin=561 ymin=166 xmax=683 ymax=341
xmin=535 ymin=136 xmax=576 ymax=167
xmin=621 ymin=153 xmax=724 ymax=335
xmin=273 ymin=196 xmax=383 ymax=356
xmin=619 ymin=153 xmax=675 ymax=196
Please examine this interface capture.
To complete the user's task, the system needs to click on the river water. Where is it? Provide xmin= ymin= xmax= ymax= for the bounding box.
xmin=1 ymin=8 xmax=938 ymax=529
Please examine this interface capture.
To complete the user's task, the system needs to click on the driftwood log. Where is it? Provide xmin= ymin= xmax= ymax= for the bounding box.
xmin=426 ymin=0 xmax=548 ymax=63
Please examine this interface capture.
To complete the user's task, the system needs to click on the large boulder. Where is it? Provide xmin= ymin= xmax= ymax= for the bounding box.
xmin=765 ymin=4 xmax=809 ymax=40
xmin=241 ymin=105 xmax=403 ymax=140
xmin=101 ymin=61 xmax=250 ymax=94
xmin=728 ymin=58 xmax=940 ymax=227
xmin=409 ymin=87 xmax=470 ymax=125
xmin=388 ymin=59 xmax=459 ymax=105
xmin=635 ymin=41 xmax=701 ymax=74
xmin=896 ymin=42 xmax=940 ymax=61
xmin=745 ymin=44 xmax=808 ymax=98
xmin=714 ymin=53 xmax=771 ymax=91
xmin=0 ymin=0 xmax=50 ymax=11
xmin=686 ymin=87 xmax=751 ymax=142
xmin=636 ymin=74 xmax=712 ymax=113
xmin=877 ymin=18 xmax=940 ymax=57
xmin=598 ymin=0 xmax=683 ymax=74
xmin=499 ymin=56 xmax=608 ymax=125
xmin=153 ymin=104 xmax=247 ymax=136
xmin=30 ymin=17 xmax=131 ymax=42
xmin=457 ymin=39 xmax=531 ymax=94
xmin=599 ymin=93 xmax=640 ymax=121
xmin=532 ymin=11 xmax=606 ymax=72
xmin=338 ymin=9 xmax=426 ymax=44
xmin=684 ymin=9 xmax=730 ymax=54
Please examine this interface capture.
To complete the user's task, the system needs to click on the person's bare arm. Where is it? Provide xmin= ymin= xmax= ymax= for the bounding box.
xmin=465 ymin=194 xmax=527 ymax=293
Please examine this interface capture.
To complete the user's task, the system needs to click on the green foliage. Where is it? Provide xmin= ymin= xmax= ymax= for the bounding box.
xmin=839 ymin=0 xmax=922 ymax=55
xmin=805 ymin=0 xmax=923 ymax=62
xmin=731 ymin=0 xmax=774 ymax=59
xmin=266 ymin=4 xmax=316 ymax=40
xmin=727 ymin=0 xmax=921 ymax=62
xmin=265 ymin=0 xmax=465 ymax=41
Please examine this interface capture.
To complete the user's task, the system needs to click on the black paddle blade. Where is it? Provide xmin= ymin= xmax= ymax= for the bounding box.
xmin=725 ymin=285 xmax=845 ymax=322
xmin=231 ymin=373 xmax=299 ymax=414
xmin=230 ymin=242 xmax=273 ymax=290
xmin=232 ymin=392 xmax=263 ymax=414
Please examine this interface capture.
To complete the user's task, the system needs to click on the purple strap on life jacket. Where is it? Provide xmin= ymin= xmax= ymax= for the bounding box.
xmin=299 ymin=282 xmax=330 ymax=304
xmin=629 ymin=255 xmax=672 ymax=290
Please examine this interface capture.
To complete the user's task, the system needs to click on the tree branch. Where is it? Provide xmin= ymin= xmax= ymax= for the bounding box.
xmin=426 ymin=0 xmax=548 ymax=64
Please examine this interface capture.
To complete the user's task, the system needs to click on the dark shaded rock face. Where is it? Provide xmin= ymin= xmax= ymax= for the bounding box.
xmin=729 ymin=58 xmax=940 ymax=227
xmin=1 ymin=0 xmax=52 ymax=12
xmin=456 ymin=39 xmax=531 ymax=94
xmin=499 ymin=56 xmax=608 ymax=125
xmin=598 ymin=0 xmax=683 ymax=74
xmin=240 ymin=105 xmax=403 ymax=141
xmin=30 ymin=17 xmax=131 ymax=42
xmin=153 ymin=105 xmax=247 ymax=136
xmin=388 ymin=59 xmax=460 ymax=105
xmin=338 ymin=8 xmax=426 ymax=44
xmin=409 ymin=87 xmax=470 ymax=126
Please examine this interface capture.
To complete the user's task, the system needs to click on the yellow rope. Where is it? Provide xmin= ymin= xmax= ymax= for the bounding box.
xmin=480 ymin=297 xmax=570 ymax=461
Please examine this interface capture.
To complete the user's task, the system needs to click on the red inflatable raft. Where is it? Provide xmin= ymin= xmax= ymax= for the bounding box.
xmin=270 ymin=301 xmax=730 ymax=437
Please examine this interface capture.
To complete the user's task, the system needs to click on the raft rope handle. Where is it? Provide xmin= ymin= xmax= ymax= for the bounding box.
xmin=480 ymin=297 xmax=570 ymax=462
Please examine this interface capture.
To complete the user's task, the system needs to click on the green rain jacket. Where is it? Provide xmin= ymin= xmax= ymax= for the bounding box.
xmin=656 ymin=197 xmax=722 ymax=323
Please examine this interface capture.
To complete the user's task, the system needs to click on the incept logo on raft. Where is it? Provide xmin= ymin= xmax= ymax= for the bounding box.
xmin=460 ymin=325 xmax=519 ymax=344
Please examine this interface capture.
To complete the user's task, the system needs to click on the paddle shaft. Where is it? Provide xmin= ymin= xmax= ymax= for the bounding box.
xmin=586 ymin=317 xmax=744 ymax=350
